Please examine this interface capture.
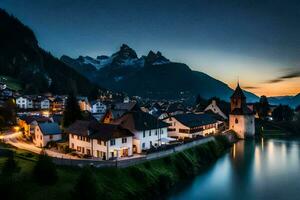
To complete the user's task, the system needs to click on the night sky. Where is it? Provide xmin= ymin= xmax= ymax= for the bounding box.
xmin=1 ymin=0 xmax=300 ymax=96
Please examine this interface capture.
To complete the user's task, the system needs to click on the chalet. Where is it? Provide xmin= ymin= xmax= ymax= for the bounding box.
xmin=67 ymin=120 xmax=134 ymax=160
xmin=32 ymin=96 xmax=50 ymax=110
xmin=50 ymin=97 xmax=65 ymax=112
xmin=33 ymin=122 xmax=62 ymax=147
xmin=113 ymin=111 xmax=171 ymax=153
xmin=77 ymin=96 xmax=91 ymax=112
xmin=204 ymin=99 xmax=228 ymax=120
xmin=16 ymin=96 xmax=34 ymax=109
xmin=166 ymin=102 xmax=186 ymax=116
xmin=18 ymin=115 xmax=52 ymax=137
xmin=90 ymin=99 xmax=107 ymax=114
xmin=16 ymin=96 xmax=29 ymax=109
xmin=102 ymin=102 xmax=140 ymax=124
xmin=164 ymin=113 xmax=219 ymax=139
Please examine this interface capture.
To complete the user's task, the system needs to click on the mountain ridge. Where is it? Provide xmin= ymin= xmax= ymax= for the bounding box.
xmin=0 ymin=8 xmax=101 ymax=96
xmin=61 ymin=44 xmax=259 ymax=102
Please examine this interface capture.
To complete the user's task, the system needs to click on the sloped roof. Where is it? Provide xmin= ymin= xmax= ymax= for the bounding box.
xmin=39 ymin=123 xmax=61 ymax=135
xmin=23 ymin=115 xmax=52 ymax=124
xmin=114 ymin=102 xmax=137 ymax=111
xmin=114 ymin=111 xmax=169 ymax=131
xmin=174 ymin=113 xmax=217 ymax=128
xmin=66 ymin=120 xmax=133 ymax=141
xmin=231 ymin=84 xmax=246 ymax=99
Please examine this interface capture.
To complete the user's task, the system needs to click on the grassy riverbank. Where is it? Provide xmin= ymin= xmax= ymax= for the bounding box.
xmin=0 ymin=135 xmax=233 ymax=200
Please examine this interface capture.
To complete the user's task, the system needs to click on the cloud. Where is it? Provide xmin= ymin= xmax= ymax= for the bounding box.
xmin=266 ymin=68 xmax=300 ymax=84
xmin=243 ymin=86 xmax=259 ymax=89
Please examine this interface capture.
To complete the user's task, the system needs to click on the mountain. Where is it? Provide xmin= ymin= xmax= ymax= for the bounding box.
xmin=0 ymin=9 xmax=100 ymax=95
xmin=268 ymin=94 xmax=300 ymax=108
xmin=61 ymin=44 xmax=258 ymax=102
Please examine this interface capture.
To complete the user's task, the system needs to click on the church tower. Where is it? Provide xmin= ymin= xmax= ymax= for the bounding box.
xmin=229 ymin=83 xmax=255 ymax=139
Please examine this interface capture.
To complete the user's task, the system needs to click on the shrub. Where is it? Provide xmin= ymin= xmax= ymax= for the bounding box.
xmin=72 ymin=167 xmax=99 ymax=200
xmin=33 ymin=154 xmax=58 ymax=185
xmin=1 ymin=152 xmax=20 ymax=176
xmin=157 ymin=173 xmax=173 ymax=192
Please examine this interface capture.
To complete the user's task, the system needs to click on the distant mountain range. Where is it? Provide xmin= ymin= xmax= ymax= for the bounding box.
xmin=268 ymin=94 xmax=300 ymax=108
xmin=61 ymin=44 xmax=259 ymax=102
xmin=0 ymin=9 xmax=100 ymax=96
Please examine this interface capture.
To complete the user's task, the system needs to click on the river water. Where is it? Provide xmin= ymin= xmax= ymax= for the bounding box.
xmin=169 ymin=138 xmax=300 ymax=200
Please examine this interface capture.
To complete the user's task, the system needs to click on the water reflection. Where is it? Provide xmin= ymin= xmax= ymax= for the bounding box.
xmin=169 ymin=138 xmax=300 ymax=200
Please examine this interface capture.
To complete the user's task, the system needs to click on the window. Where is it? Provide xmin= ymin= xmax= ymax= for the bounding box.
xmin=155 ymin=129 xmax=158 ymax=135
xmin=97 ymin=139 xmax=102 ymax=145
xmin=142 ymin=143 xmax=145 ymax=148
xmin=149 ymin=130 xmax=151 ymax=136
xmin=143 ymin=130 xmax=145 ymax=138
xmin=49 ymin=135 xmax=53 ymax=139
xmin=110 ymin=139 xmax=116 ymax=146
xmin=87 ymin=149 xmax=91 ymax=155
xmin=235 ymin=118 xmax=239 ymax=124
xmin=71 ymin=143 xmax=74 ymax=149
xmin=77 ymin=146 xmax=81 ymax=152
xmin=86 ymin=138 xmax=90 ymax=142
xmin=122 ymin=137 xmax=127 ymax=143
xmin=71 ymin=134 xmax=74 ymax=139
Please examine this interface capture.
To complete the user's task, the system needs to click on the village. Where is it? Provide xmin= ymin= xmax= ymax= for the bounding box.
xmin=0 ymin=81 xmax=262 ymax=166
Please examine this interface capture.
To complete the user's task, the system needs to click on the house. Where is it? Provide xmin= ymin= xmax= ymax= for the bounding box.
xmin=32 ymin=96 xmax=50 ymax=110
xmin=113 ymin=111 xmax=171 ymax=153
xmin=16 ymin=96 xmax=29 ymax=109
xmin=33 ymin=122 xmax=62 ymax=147
xmin=101 ymin=102 xmax=140 ymax=124
xmin=40 ymin=98 xmax=50 ymax=109
xmin=166 ymin=102 xmax=186 ymax=116
xmin=67 ymin=120 xmax=134 ymax=160
xmin=51 ymin=97 xmax=65 ymax=112
xmin=204 ymin=99 xmax=228 ymax=120
xmin=77 ymin=96 xmax=91 ymax=112
xmin=18 ymin=115 xmax=52 ymax=137
xmin=90 ymin=100 xmax=107 ymax=114
xmin=164 ymin=113 xmax=219 ymax=139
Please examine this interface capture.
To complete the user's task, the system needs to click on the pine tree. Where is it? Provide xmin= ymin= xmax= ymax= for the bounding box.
xmin=63 ymin=93 xmax=82 ymax=128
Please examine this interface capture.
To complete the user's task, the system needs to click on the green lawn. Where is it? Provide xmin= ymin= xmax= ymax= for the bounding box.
xmin=0 ymin=75 xmax=22 ymax=91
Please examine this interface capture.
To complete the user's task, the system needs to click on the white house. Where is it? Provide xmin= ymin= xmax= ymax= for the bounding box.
xmin=204 ymin=99 xmax=228 ymax=120
xmin=90 ymin=100 xmax=107 ymax=114
xmin=33 ymin=122 xmax=62 ymax=147
xmin=16 ymin=96 xmax=28 ymax=109
xmin=229 ymin=83 xmax=255 ymax=139
xmin=40 ymin=98 xmax=50 ymax=109
xmin=67 ymin=120 xmax=134 ymax=160
xmin=113 ymin=111 xmax=172 ymax=153
xmin=164 ymin=113 xmax=219 ymax=139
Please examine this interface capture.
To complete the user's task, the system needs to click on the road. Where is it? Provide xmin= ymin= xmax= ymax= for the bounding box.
xmin=1 ymin=130 xmax=76 ymax=159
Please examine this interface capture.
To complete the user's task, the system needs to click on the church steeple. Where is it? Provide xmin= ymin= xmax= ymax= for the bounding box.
xmin=230 ymin=83 xmax=246 ymax=112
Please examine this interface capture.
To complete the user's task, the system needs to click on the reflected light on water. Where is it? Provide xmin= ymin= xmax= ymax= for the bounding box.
xmin=232 ymin=143 xmax=236 ymax=159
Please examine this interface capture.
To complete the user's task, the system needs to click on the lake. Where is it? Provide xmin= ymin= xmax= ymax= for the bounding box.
xmin=169 ymin=138 xmax=300 ymax=200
